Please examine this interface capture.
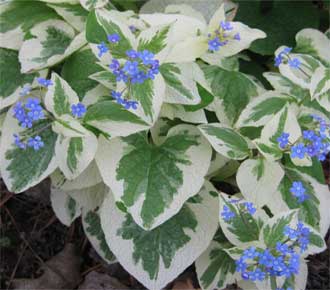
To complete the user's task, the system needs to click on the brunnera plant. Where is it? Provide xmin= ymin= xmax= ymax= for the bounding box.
xmin=0 ymin=1 xmax=329 ymax=290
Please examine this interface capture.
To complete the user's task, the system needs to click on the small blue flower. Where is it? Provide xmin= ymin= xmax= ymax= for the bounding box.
xmin=284 ymin=226 xmax=299 ymax=240
xmin=254 ymin=268 xmax=266 ymax=281
xmin=302 ymin=130 xmax=315 ymax=141
xmin=111 ymin=91 xmax=122 ymax=100
xmin=242 ymin=247 xmax=258 ymax=259
xmin=19 ymin=84 xmax=31 ymax=97
xmin=71 ymin=103 xmax=86 ymax=118
xmin=26 ymin=98 xmax=44 ymax=121
xmin=37 ymin=77 xmax=53 ymax=87
xmin=288 ymin=58 xmax=301 ymax=69
xmin=234 ymin=33 xmax=241 ymax=41
xmin=274 ymin=47 xmax=292 ymax=67
xmin=139 ymin=50 xmax=155 ymax=65
xmin=290 ymin=143 xmax=306 ymax=159
xmin=13 ymin=134 xmax=26 ymax=149
xmin=27 ymin=135 xmax=44 ymax=151
xmin=220 ymin=21 xmax=233 ymax=31
xmin=235 ymin=258 xmax=247 ymax=272
xmin=126 ymin=49 xmax=139 ymax=59
xmin=113 ymin=69 xmax=128 ymax=83
xmin=208 ymin=37 xmax=221 ymax=51
xmin=109 ymin=59 xmax=120 ymax=71
xmin=244 ymin=202 xmax=256 ymax=215
xmin=277 ymin=132 xmax=290 ymax=149
xmin=123 ymin=61 xmax=139 ymax=76
xmin=97 ymin=42 xmax=108 ymax=57
xmin=276 ymin=242 xmax=291 ymax=255
xmin=258 ymin=249 xmax=274 ymax=267
xmin=107 ymin=33 xmax=120 ymax=43
xmin=131 ymin=71 xmax=147 ymax=84
xmin=129 ymin=100 xmax=138 ymax=110
xmin=272 ymin=256 xmax=285 ymax=272
xmin=221 ymin=205 xmax=235 ymax=221
xmin=129 ymin=25 xmax=137 ymax=33
xmin=241 ymin=272 xmax=250 ymax=280
xmin=290 ymin=181 xmax=309 ymax=203
xmin=20 ymin=116 xmax=33 ymax=128
xmin=274 ymin=55 xmax=283 ymax=67
xmin=13 ymin=102 xmax=26 ymax=122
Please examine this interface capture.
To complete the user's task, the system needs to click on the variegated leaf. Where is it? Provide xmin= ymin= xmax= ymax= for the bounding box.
xmin=310 ymin=66 xmax=330 ymax=111
xmin=236 ymin=158 xmax=288 ymax=215
xmin=100 ymin=182 xmax=219 ymax=290
xmin=19 ymin=20 xmax=86 ymax=73
xmin=199 ymin=123 xmax=250 ymax=160
xmin=96 ymin=124 xmax=212 ymax=230
xmin=235 ymin=91 xmax=294 ymax=128
xmin=0 ymin=108 xmax=57 ymax=193
xmin=80 ymin=0 xmax=108 ymax=10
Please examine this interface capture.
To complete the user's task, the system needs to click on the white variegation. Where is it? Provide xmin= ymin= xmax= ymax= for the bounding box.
xmin=310 ymin=66 xmax=330 ymax=111
xmin=50 ymin=186 xmax=81 ymax=226
xmin=19 ymin=20 xmax=86 ymax=73
xmin=161 ymin=104 xmax=207 ymax=124
xmin=55 ymin=133 xmax=98 ymax=180
xmin=100 ymin=181 xmax=219 ymax=290
xmin=96 ymin=124 xmax=212 ymax=230
xmin=236 ymin=158 xmax=288 ymax=214
xmin=80 ymin=0 xmax=108 ymax=10
xmin=295 ymin=28 xmax=330 ymax=66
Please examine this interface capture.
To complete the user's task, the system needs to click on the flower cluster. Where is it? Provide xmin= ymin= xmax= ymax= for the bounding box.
xmin=71 ymin=103 xmax=86 ymax=118
xmin=109 ymin=49 xmax=159 ymax=84
xmin=290 ymin=181 xmax=309 ymax=203
xmin=221 ymin=200 xmax=256 ymax=222
xmin=277 ymin=115 xmax=330 ymax=161
xmin=235 ymin=222 xmax=310 ymax=282
xmin=111 ymin=91 xmax=138 ymax=110
xmin=274 ymin=47 xmax=301 ymax=69
xmin=208 ymin=21 xmax=240 ymax=52
xmin=37 ymin=77 xmax=53 ymax=88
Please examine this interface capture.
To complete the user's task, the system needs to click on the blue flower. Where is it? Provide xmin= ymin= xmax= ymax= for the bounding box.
xmin=244 ymin=202 xmax=256 ymax=215
xmin=139 ymin=50 xmax=155 ymax=65
xmin=288 ymin=253 xmax=300 ymax=273
xmin=241 ymin=272 xmax=250 ymax=280
xmin=13 ymin=102 xmax=26 ymax=122
xmin=129 ymin=25 xmax=137 ymax=33
xmin=129 ymin=100 xmax=138 ymax=110
xmin=277 ymin=132 xmax=289 ymax=148
xmin=126 ymin=49 xmax=139 ymax=59
xmin=37 ymin=77 xmax=53 ymax=87
xmin=276 ymin=242 xmax=291 ymax=255
xmin=290 ymin=143 xmax=306 ymax=159
xmin=13 ymin=134 xmax=26 ymax=149
xmin=26 ymin=98 xmax=44 ymax=121
xmin=254 ymin=268 xmax=266 ymax=281
xmin=113 ymin=69 xmax=128 ymax=83
xmin=107 ymin=33 xmax=120 ymax=43
xmin=109 ymin=59 xmax=120 ymax=71
xmin=220 ymin=21 xmax=233 ymax=31
xmin=242 ymin=246 xmax=258 ymax=259
xmin=19 ymin=84 xmax=31 ymax=97
xmin=97 ymin=42 xmax=108 ymax=57
xmin=274 ymin=47 xmax=292 ymax=67
xmin=123 ymin=61 xmax=139 ymax=76
xmin=20 ymin=116 xmax=33 ymax=128
xmin=288 ymin=58 xmax=301 ymax=69
xmin=284 ymin=226 xmax=299 ymax=240
xmin=208 ymin=37 xmax=221 ymax=51
xmin=272 ymin=256 xmax=285 ymax=272
xmin=234 ymin=33 xmax=241 ymax=41
xmin=131 ymin=71 xmax=147 ymax=84
xmin=221 ymin=205 xmax=235 ymax=221
xmin=302 ymin=130 xmax=315 ymax=141
xmin=27 ymin=135 xmax=44 ymax=151
xmin=290 ymin=181 xmax=307 ymax=203
xmin=258 ymin=249 xmax=274 ymax=267
xmin=235 ymin=258 xmax=247 ymax=272
xmin=111 ymin=91 xmax=122 ymax=101
xmin=71 ymin=103 xmax=86 ymax=118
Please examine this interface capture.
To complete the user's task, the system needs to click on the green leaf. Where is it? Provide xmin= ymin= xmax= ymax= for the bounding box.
xmin=83 ymin=100 xmax=149 ymax=138
xmin=235 ymin=0 xmax=319 ymax=55
xmin=61 ymin=48 xmax=103 ymax=99
xmin=184 ymin=84 xmax=215 ymax=112
xmin=0 ymin=48 xmax=37 ymax=109
xmin=199 ymin=123 xmax=250 ymax=160
xmin=83 ymin=210 xmax=116 ymax=264
xmin=95 ymin=125 xmax=212 ymax=230
xmin=196 ymin=241 xmax=236 ymax=290
xmin=202 ymin=65 xmax=259 ymax=124
xmin=99 ymin=182 xmax=219 ymax=289
xmin=0 ymin=117 xmax=57 ymax=193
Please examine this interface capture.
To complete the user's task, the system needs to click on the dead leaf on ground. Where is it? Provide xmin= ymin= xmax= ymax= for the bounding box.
xmin=12 ymin=243 xmax=80 ymax=289
xmin=78 ymin=271 xmax=129 ymax=290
